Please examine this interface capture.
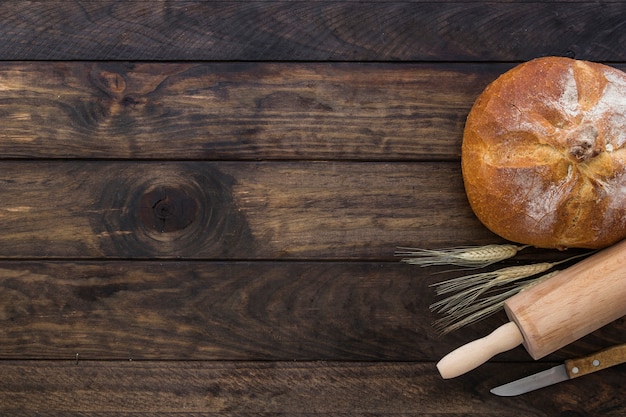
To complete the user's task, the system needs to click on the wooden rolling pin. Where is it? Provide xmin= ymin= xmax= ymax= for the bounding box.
xmin=437 ymin=238 xmax=626 ymax=379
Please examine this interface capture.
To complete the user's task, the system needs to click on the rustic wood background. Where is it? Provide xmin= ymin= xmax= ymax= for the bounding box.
xmin=0 ymin=1 xmax=624 ymax=415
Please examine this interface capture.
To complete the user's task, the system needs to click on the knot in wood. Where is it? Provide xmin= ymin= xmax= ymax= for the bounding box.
xmin=96 ymin=70 xmax=127 ymax=96
xmin=139 ymin=186 xmax=198 ymax=233
xmin=93 ymin=164 xmax=251 ymax=257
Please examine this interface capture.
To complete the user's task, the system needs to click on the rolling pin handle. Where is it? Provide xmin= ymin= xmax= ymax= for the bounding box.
xmin=436 ymin=322 xmax=524 ymax=379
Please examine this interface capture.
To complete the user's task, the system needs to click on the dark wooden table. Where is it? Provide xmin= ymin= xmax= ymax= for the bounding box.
xmin=0 ymin=2 xmax=624 ymax=415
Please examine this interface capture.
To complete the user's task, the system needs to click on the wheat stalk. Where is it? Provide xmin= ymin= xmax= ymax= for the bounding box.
xmin=433 ymin=285 xmax=523 ymax=334
xmin=429 ymin=251 xmax=591 ymax=334
xmin=396 ymin=244 xmax=529 ymax=268
xmin=432 ymin=262 xmax=555 ymax=298
xmin=398 ymin=241 xmax=594 ymax=333
xmin=433 ymin=270 xmax=560 ymax=334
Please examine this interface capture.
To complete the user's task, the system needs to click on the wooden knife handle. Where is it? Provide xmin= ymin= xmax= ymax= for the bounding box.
xmin=565 ymin=343 xmax=626 ymax=379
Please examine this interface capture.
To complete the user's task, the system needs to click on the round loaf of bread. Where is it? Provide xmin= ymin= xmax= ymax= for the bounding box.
xmin=462 ymin=57 xmax=626 ymax=249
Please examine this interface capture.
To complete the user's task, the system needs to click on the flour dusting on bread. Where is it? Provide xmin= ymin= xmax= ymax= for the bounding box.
xmin=509 ymin=166 xmax=575 ymax=235
xmin=559 ymin=66 xmax=579 ymax=118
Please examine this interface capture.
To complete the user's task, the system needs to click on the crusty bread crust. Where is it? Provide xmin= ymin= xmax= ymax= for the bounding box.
xmin=462 ymin=57 xmax=626 ymax=249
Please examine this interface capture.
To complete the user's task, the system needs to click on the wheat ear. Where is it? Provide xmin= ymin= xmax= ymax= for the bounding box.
xmin=429 ymin=261 xmax=556 ymax=316
xmin=433 ymin=270 xmax=560 ymax=334
xmin=396 ymin=244 xmax=529 ymax=268
xmin=430 ymin=251 xmax=592 ymax=333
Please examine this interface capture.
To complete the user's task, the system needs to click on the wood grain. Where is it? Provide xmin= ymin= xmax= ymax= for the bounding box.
xmin=0 ymin=61 xmax=500 ymax=161
xmin=0 ymin=260 xmax=622 ymax=361
xmin=0 ymin=260 xmax=437 ymax=360
xmin=0 ymin=161 xmax=501 ymax=259
xmin=2 ymin=2 xmax=625 ymax=414
xmin=0 ymin=361 xmax=623 ymax=416
xmin=0 ymin=2 xmax=625 ymax=61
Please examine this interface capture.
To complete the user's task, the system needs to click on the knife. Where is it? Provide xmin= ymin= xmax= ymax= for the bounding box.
xmin=490 ymin=343 xmax=626 ymax=396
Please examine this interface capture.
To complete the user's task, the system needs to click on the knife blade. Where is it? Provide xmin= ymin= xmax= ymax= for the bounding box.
xmin=490 ymin=343 xmax=626 ymax=396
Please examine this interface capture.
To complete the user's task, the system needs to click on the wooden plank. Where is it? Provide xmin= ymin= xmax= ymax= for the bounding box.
xmin=1 ymin=61 xmax=624 ymax=161
xmin=0 ymin=2 xmax=625 ymax=62
xmin=0 ymin=260 xmax=622 ymax=361
xmin=0 ymin=260 xmax=471 ymax=360
xmin=0 ymin=61 xmax=500 ymax=161
xmin=0 ymin=161 xmax=502 ymax=259
xmin=0 ymin=361 xmax=623 ymax=415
